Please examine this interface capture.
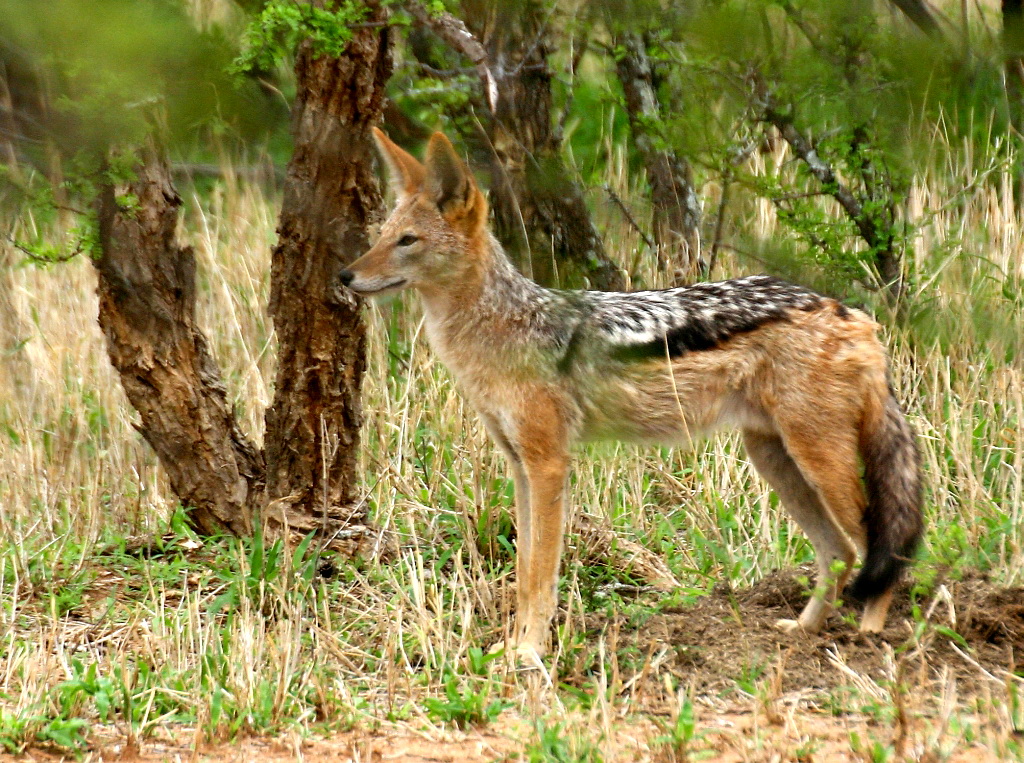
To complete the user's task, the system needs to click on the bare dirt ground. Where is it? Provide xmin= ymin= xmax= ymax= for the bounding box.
xmin=623 ymin=568 xmax=1024 ymax=698
xmin=9 ymin=569 xmax=1023 ymax=762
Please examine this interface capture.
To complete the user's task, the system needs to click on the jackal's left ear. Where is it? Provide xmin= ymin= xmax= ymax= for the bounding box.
xmin=424 ymin=132 xmax=487 ymax=233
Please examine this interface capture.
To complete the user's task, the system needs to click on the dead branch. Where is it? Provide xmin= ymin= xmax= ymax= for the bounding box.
xmin=889 ymin=0 xmax=944 ymax=37
xmin=604 ymin=184 xmax=657 ymax=254
xmin=405 ymin=2 xmax=498 ymax=113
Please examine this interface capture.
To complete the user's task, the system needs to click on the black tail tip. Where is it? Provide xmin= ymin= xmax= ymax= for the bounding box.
xmin=847 ymin=551 xmax=904 ymax=602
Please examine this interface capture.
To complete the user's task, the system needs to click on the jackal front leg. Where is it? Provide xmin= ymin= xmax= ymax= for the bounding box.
xmin=516 ymin=451 xmax=569 ymax=662
xmin=480 ymin=414 xmax=533 ymax=657
xmin=481 ymin=402 xmax=570 ymax=665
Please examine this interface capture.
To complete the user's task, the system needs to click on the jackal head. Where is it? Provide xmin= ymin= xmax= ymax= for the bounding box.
xmin=340 ymin=129 xmax=488 ymax=297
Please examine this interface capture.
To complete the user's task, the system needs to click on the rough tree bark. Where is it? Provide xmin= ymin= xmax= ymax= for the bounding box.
xmin=94 ymin=150 xmax=263 ymax=536
xmin=612 ymin=30 xmax=702 ymax=282
xmin=93 ymin=5 xmax=392 ymax=546
xmin=457 ymin=0 xmax=625 ymax=290
xmin=263 ymin=11 xmax=392 ymax=543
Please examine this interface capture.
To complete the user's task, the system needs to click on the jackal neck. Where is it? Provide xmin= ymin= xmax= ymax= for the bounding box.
xmin=417 ymin=235 xmax=546 ymax=324
xmin=415 ymin=234 xmax=561 ymax=373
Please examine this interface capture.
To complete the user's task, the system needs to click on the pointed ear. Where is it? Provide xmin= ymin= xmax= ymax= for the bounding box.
xmin=372 ymin=127 xmax=425 ymax=197
xmin=424 ymin=132 xmax=476 ymax=215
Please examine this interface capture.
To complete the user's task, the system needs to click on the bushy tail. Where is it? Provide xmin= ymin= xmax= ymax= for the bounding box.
xmin=850 ymin=388 xmax=924 ymax=601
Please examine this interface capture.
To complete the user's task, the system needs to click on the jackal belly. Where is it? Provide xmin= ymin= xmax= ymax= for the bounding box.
xmin=578 ymin=360 xmax=772 ymax=446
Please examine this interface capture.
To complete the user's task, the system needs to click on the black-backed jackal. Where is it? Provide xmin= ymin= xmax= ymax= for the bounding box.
xmin=341 ymin=129 xmax=924 ymax=665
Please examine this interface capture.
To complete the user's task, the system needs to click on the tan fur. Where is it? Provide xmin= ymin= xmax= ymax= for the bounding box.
xmin=344 ymin=130 xmax=918 ymax=662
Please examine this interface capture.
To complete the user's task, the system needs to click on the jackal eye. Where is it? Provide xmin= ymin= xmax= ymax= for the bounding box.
xmin=396 ymin=234 xmax=418 ymax=247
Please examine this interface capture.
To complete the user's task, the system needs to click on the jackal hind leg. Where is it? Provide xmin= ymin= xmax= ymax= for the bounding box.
xmin=743 ymin=430 xmax=862 ymax=634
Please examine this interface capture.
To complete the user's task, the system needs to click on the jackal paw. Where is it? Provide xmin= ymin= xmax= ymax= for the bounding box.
xmin=486 ymin=638 xmax=507 ymax=657
xmin=486 ymin=640 xmax=546 ymax=671
xmin=511 ymin=643 xmax=546 ymax=672
xmin=775 ymin=618 xmax=802 ymax=634
xmin=858 ymin=619 xmax=885 ymax=635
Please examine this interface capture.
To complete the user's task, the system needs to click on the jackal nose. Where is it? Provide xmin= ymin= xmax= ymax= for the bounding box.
xmin=338 ymin=269 xmax=355 ymax=287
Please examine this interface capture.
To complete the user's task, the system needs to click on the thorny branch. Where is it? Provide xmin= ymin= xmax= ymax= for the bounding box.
xmin=748 ymin=72 xmax=903 ymax=302
xmin=753 ymin=85 xmax=870 ymax=239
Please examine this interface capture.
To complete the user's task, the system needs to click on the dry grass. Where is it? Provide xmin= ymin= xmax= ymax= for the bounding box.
xmin=1 ymin=125 xmax=1022 ymax=761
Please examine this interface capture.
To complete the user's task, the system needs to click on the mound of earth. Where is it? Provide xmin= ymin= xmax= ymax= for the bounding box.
xmin=604 ymin=568 xmax=1023 ymax=697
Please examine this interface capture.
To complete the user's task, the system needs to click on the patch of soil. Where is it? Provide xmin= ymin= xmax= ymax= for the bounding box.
xmin=12 ymin=725 xmax=521 ymax=763
xmin=959 ymin=582 xmax=1024 ymax=646
xmin=611 ymin=568 xmax=1024 ymax=697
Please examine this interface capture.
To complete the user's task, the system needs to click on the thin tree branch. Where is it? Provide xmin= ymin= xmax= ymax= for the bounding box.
xmin=707 ymin=172 xmax=731 ymax=278
xmin=777 ymin=0 xmax=835 ymax=62
xmin=6 ymin=234 xmax=84 ymax=264
xmin=405 ymin=2 xmax=498 ymax=112
xmin=773 ymin=190 xmax=834 ymax=202
xmin=603 ymin=184 xmax=657 ymax=253
xmin=749 ymin=72 xmax=903 ymax=302
xmin=889 ymin=0 xmax=944 ymax=36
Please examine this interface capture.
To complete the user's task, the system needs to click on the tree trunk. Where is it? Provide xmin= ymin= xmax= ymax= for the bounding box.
xmin=1005 ymin=0 xmax=1024 ymax=200
xmin=262 ymin=8 xmax=392 ymax=546
xmin=93 ymin=5 xmax=392 ymax=547
xmin=613 ymin=30 xmax=702 ymax=282
xmin=94 ymin=149 xmax=264 ymax=536
xmin=460 ymin=0 xmax=624 ymax=290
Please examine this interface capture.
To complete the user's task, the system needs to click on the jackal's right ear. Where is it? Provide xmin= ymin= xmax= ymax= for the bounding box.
xmin=371 ymin=127 xmax=425 ymax=197
xmin=424 ymin=132 xmax=487 ymax=234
